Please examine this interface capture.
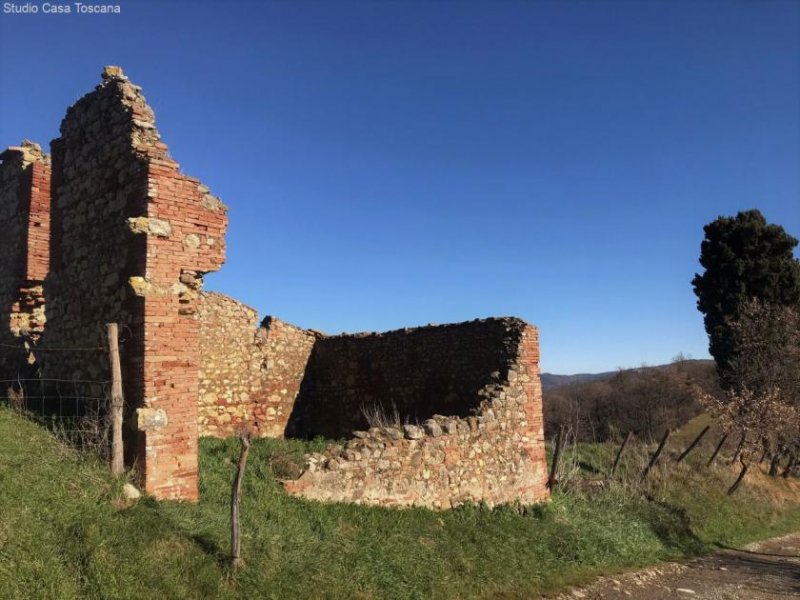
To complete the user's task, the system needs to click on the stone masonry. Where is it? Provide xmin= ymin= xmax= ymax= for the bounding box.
xmin=197 ymin=309 xmax=550 ymax=509
xmin=198 ymin=292 xmax=319 ymax=438
xmin=1 ymin=66 xmax=549 ymax=508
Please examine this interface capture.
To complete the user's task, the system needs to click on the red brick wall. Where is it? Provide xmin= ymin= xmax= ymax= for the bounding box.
xmin=137 ymin=157 xmax=227 ymax=500
xmin=25 ymin=158 xmax=50 ymax=283
xmin=42 ymin=66 xmax=227 ymax=500
xmin=0 ymin=142 xmax=50 ymax=379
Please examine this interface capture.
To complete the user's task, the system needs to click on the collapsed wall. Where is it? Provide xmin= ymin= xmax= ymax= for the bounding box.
xmin=0 ymin=142 xmax=50 ymax=379
xmin=285 ymin=318 xmax=535 ymax=439
xmin=283 ymin=318 xmax=549 ymax=508
xmin=41 ymin=67 xmax=227 ymax=500
xmin=198 ymin=307 xmax=549 ymax=508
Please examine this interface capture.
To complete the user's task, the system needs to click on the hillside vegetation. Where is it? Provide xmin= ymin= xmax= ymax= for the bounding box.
xmin=544 ymin=360 xmax=723 ymax=441
xmin=1 ymin=406 xmax=799 ymax=599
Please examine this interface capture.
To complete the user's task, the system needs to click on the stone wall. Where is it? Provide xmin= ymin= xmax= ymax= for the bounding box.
xmin=197 ymin=292 xmax=318 ymax=438
xmin=198 ymin=292 xmax=263 ymax=436
xmin=0 ymin=141 xmax=50 ymax=379
xmin=198 ymin=312 xmax=549 ymax=509
xmin=41 ymin=66 xmax=227 ymax=500
xmin=283 ymin=319 xmax=549 ymax=509
xmin=258 ymin=316 xmax=320 ymax=437
xmin=286 ymin=318 xmax=531 ymax=439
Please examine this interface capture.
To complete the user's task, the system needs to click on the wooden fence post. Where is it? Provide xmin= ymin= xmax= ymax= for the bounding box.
xmin=231 ymin=430 xmax=252 ymax=568
xmin=106 ymin=323 xmax=124 ymax=476
xmin=548 ymin=427 xmax=564 ymax=489
xmin=707 ymin=432 xmax=729 ymax=467
xmin=640 ymin=429 xmax=670 ymax=482
xmin=676 ymin=425 xmax=710 ymax=463
xmin=609 ymin=431 xmax=633 ymax=478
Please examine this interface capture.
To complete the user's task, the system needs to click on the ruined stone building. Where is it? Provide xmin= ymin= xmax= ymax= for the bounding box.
xmin=0 ymin=67 xmax=549 ymax=508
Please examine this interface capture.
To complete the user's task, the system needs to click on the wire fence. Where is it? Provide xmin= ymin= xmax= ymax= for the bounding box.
xmin=0 ymin=376 xmax=112 ymax=458
xmin=0 ymin=325 xmax=133 ymax=469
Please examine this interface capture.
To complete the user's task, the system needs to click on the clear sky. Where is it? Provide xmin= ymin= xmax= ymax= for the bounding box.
xmin=1 ymin=0 xmax=798 ymax=373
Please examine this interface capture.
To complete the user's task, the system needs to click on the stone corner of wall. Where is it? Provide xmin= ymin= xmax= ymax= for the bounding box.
xmin=95 ymin=65 xmax=229 ymax=221
xmin=0 ymin=140 xmax=49 ymax=169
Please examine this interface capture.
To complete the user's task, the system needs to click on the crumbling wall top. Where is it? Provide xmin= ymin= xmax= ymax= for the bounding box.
xmin=0 ymin=140 xmax=48 ymax=168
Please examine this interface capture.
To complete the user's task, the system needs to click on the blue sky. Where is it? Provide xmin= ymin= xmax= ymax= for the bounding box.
xmin=1 ymin=0 xmax=798 ymax=373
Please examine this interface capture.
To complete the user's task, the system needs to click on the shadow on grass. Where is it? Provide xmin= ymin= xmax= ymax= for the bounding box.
xmin=116 ymin=498 xmax=231 ymax=569
xmin=190 ymin=533 xmax=229 ymax=568
xmin=642 ymin=492 xmax=708 ymax=555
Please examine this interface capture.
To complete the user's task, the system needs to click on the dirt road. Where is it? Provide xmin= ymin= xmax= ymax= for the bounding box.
xmin=554 ymin=532 xmax=800 ymax=599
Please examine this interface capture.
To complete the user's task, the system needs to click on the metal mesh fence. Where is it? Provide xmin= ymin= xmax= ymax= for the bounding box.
xmin=0 ymin=376 xmax=111 ymax=458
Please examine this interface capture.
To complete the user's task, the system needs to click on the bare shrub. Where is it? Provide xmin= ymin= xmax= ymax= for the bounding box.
xmin=49 ymin=402 xmax=111 ymax=461
xmin=700 ymin=301 xmax=800 ymax=467
xmin=361 ymin=400 xmax=403 ymax=430
xmin=270 ymin=452 xmax=303 ymax=480
xmin=552 ymin=428 xmax=586 ymax=495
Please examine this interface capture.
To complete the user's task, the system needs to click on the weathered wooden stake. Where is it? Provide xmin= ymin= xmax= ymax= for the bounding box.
xmin=727 ymin=462 xmax=749 ymax=495
xmin=106 ymin=323 xmax=124 ymax=476
xmin=231 ymin=431 xmax=252 ymax=569
xmin=676 ymin=425 xmax=710 ymax=463
xmin=707 ymin=432 xmax=729 ymax=467
xmin=609 ymin=431 xmax=633 ymax=478
xmin=548 ymin=427 xmax=564 ymax=489
xmin=640 ymin=429 xmax=670 ymax=482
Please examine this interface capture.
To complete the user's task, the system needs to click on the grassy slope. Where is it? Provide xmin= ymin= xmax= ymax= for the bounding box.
xmin=1 ymin=407 xmax=799 ymax=600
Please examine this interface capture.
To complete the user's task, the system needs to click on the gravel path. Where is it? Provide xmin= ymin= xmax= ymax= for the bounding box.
xmin=553 ymin=531 xmax=800 ymax=599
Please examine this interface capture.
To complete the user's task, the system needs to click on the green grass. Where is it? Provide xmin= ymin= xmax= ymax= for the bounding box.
xmin=1 ymin=407 xmax=799 ymax=600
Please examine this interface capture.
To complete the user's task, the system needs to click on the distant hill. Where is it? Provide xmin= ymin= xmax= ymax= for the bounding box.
xmin=542 ymin=359 xmax=720 ymax=441
xmin=541 ymin=359 xmax=715 ymax=391
xmin=540 ymin=371 xmax=616 ymax=391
